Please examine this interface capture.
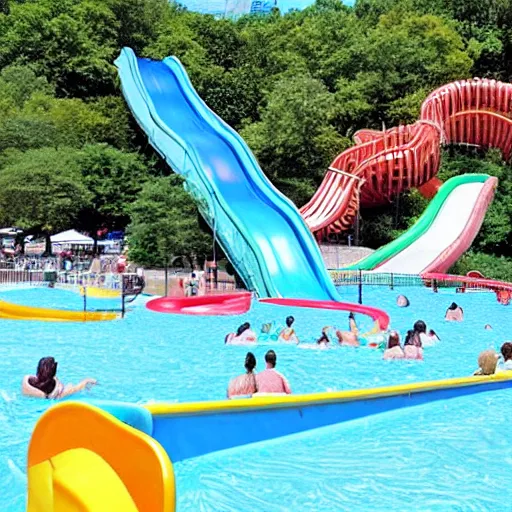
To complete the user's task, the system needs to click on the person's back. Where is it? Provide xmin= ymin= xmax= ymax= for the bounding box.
xmin=278 ymin=315 xmax=299 ymax=344
xmin=445 ymin=302 xmax=463 ymax=321
xmin=255 ymin=350 xmax=292 ymax=394
xmin=227 ymin=352 xmax=258 ymax=399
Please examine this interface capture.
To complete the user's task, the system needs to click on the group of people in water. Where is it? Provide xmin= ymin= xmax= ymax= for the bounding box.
xmin=474 ymin=342 xmax=512 ymax=376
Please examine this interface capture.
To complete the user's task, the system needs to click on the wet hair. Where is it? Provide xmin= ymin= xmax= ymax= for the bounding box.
xmin=413 ymin=320 xmax=427 ymax=334
xmin=348 ymin=312 xmax=355 ymax=320
xmin=236 ymin=322 xmax=250 ymax=337
xmin=245 ymin=352 xmax=256 ymax=373
xmin=448 ymin=302 xmax=458 ymax=310
xmin=286 ymin=316 xmax=294 ymax=328
xmin=28 ymin=357 xmax=58 ymax=396
xmin=404 ymin=329 xmax=420 ymax=347
xmin=265 ymin=350 xmax=277 ymax=367
xmin=428 ymin=329 xmax=440 ymax=341
xmin=501 ymin=342 xmax=512 ymax=362
xmin=387 ymin=331 xmax=400 ymax=349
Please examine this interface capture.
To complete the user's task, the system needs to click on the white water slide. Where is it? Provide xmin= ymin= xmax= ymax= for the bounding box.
xmin=348 ymin=174 xmax=497 ymax=274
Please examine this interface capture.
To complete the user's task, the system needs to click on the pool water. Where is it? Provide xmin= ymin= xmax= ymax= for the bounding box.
xmin=0 ymin=285 xmax=510 ymax=510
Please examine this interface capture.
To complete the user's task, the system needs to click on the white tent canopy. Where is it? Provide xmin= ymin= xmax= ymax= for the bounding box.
xmin=51 ymin=230 xmax=94 ymax=245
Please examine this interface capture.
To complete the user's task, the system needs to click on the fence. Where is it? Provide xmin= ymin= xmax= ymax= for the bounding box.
xmin=329 ymin=270 xmax=512 ymax=305
xmin=0 ymin=269 xmax=45 ymax=285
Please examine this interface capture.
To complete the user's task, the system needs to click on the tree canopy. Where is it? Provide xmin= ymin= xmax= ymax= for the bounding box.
xmin=0 ymin=0 xmax=510 ymax=277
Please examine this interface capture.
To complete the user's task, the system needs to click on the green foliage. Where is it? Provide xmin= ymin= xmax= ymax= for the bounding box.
xmin=127 ymin=176 xmax=212 ymax=267
xmin=76 ymin=144 xmax=148 ymax=230
xmin=450 ymin=252 xmax=512 ymax=282
xmin=0 ymin=0 xmax=509 ymax=271
xmin=0 ymin=147 xmax=92 ymax=234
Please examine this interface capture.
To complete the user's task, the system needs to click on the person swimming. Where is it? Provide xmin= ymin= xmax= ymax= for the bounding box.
xmin=473 ymin=350 xmax=499 ymax=376
xmin=225 ymin=322 xmax=257 ymax=344
xmin=403 ymin=329 xmax=423 ymax=360
xmin=227 ymin=352 xmax=258 ymax=398
xmin=317 ymin=326 xmax=332 ymax=345
xmin=22 ymin=357 xmax=97 ymax=399
xmin=445 ymin=302 xmax=464 ymax=322
xmin=383 ymin=331 xmax=405 ymax=360
xmin=278 ymin=316 xmax=299 ymax=344
xmin=428 ymin=329 xmax=440 ymax=342
xmin=396 ymin=295 xmax=410 ymax=307
xmin=484 ymin=324 xmax=493 ymax=330
xmin=336 ymin=313 xmax=360 ymax=347
xmin=498 ymin=342 xmax=512 ymax=372
xmin=255 ymin=350 xmax=292 ymax=395
xmin=413 ymin=320 xmax=437 ymax=347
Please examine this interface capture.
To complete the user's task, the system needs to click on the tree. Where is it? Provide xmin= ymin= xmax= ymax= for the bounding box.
xmin=127 ymin=176 xmax=212 ymax=267
xmin=241 ymin=73 xmax=347 ymax=205
xmin=76 ymin=144 xmax=148 ymax=237
xmin=0 ymin=148 xmax=92 ymax=252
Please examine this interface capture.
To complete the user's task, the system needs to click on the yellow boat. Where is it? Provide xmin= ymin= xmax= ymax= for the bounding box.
xmin=0 ymin=300 xmax=119 ymax=322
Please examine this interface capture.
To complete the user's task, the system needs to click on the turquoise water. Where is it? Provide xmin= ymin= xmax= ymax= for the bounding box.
xmin=0 ymin=285 xmax=510 ymax=510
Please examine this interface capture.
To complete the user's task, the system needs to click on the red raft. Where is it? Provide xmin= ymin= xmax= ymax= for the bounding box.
xmin=146 ymin=292 xmax=252 ymax=316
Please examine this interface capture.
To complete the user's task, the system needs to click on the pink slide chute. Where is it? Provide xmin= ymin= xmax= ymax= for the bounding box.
xmin=301 ymin=78 xmax=512 ymax=240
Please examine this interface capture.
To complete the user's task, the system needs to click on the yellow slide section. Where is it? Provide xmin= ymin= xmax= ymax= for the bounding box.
xmin=27 ymin=402 xmax=175 ymax=512
xmin=80 ymin=286 xmax=121 ymax=299
xmin=0 ymin=300 xmax=118 ymax=322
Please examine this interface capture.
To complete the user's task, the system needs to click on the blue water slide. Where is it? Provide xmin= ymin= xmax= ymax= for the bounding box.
xmin=115 ymin=48 xmax=340 ymax=301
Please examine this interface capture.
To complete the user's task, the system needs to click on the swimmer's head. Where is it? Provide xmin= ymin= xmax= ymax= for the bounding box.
xmin=413 ymin=320 xmax=427 ymax=334
xmin=387 ymin=331 xmax=400 ymax=349
xmin=396 ymin=295 xmax=410 ymax=307
xmin=477 ymin=350 xmax=499 ymax=375
xmin=265 ymin=350 xmax=277 ymax=368
xmin=485 ymin=324 xmax=492 ymax=330
xmin=348 ymin=312 xmax=355 ymax=320
xmin=236 ymin=322 xmax=250 ymax=336
xmin=245 ymin=352 xmax=256 ymax=373
xmin=36 ymin=357 xmax=57 ymax=381
xmin=404 ymin=330 xmax=415 ymax=345
xmin=500 ymin=342 xmax=512 ymax=362
xmin=448 ymin=302 xmax=458 ymax=310
xmin=286 ymin=316 xmax=295 ymax=327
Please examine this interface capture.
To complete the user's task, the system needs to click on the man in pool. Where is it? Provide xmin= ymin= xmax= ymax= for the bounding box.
xmin=255 ymin=350 xmax=292 ymax=395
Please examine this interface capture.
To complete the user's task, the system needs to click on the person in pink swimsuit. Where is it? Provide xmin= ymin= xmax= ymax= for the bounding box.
xmin=403 ymin=330 xmax=423 ymax=360
xmin=445 ymin=302 xmax=464 ymax=321
xmin=227 ymin=352 xmax=258 ymax=399
xmin=225 ymin=322 xmax=257 ymax=344
xmin=383 ymin=331 xmax=404 ymax=360
xmin=255 ymin=350 xmax=292 ymax=394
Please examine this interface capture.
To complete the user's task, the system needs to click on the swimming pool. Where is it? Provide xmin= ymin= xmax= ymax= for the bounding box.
xmin=1 ymin=284 xmax=510 ymax=510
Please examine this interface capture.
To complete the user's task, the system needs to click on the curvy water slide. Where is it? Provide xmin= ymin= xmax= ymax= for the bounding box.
xmin=303 ymin=78 xmax=512 ymax=240
xmin=115 ymin=48 xmax=339 ymax=301
xmin=345 ymin=174 xmax=497 ymax=273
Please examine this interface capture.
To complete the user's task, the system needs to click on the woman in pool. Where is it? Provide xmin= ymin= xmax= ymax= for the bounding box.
xmin=317 ymin=326 xmax=332 ymax=345
xmin=498 ymin=342 xmax=512 ymax=372
xmin=227 ymin=352 xmax=258 ymax=398
xmin=473 ymin=350 xmax=499 ymax=376
xmin=396 ymin=295 xmax=410 ymax=307
xmin=403 ymin=330 xmax=423 ymax=360
xmin=428 ymin=329 xmax=441 ymax=342
xmin=278 ymin=316 xmax=299 ymax=344
xmin=383 ymin=331 xmax=404 ymax=360
xmin=336 ymin=313 xmax=360 ymax=347
xmin=22 ymin=357 xmax=97 ymax=399
xmin=413 ymin=320 xmax=438 ymax=347
xmin=225 ymin=322 xmax=257 ymax=344
xmin=445 ymin=302 xmax=464 ymax=322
